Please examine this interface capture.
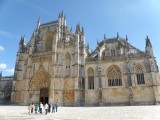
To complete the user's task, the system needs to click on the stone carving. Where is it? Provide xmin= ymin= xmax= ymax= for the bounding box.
xmin=63 ymin=90 xmax=75 ymax=101
xmin=87 ymin=67 xmax=94 ymax=76
xmin=31 ymin=66 xmax=50 ymax=89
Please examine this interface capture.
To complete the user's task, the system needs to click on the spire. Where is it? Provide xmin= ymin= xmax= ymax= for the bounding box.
xmin=37 ymin=17 xmax=40 ymax=30
xmin=145 ymin=35 xmax=153 ymax=57
xmin=87 ymin=43 xmax=89 ymax=50
xmin=97 ymin=38 xmax=99 ymax=45
xmin=117 ymin=32 xmax=119 ymax=39
xmin=126 ymin=35 xmax=128 ymax=42
xmin=23 ymin=35 xmax=26 ymax=46
xmin=61 ymin=10 xmax=64 ymax=17
xmin=64 ymin=14 xmax=66 ymax=19
xmin=19 ymin=37 xmax=23 ymax=45
xmin=146 ymin=35 xmax=152 ymax=47
xmin=58 ymin=13 xmax=61 ymax=18
xmin=19 ymin=35 xmax=26 ymax=53
xmin=104 ymin=34 xmax=106 ymax=39
xmin=76 ymin=23 xmax=81 ymax=34
xmin=82 ymin=27 xmax=84 ymax=35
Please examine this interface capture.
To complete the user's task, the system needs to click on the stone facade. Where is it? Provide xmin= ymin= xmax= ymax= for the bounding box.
xmin=1 ymin=11 xmax=160 ymax=106
xmin=0 ymin=76 xmax=14 ymax=104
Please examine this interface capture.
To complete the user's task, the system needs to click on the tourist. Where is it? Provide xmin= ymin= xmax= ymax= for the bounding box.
xmin=48 ymin=103 xmax=51 ymax=113
xmin=55 ymin=102 xmax=58 ymax=112
xmin=39 ymin=102 xmax=43 ymax=114
xmin=44 ymin=103 xmax=48 ymax=115
xmin=31 ymin=103 xmax=34 ymax=113
xmin=28 ymin=103 xmax=31 ymax=114
xmin=35 ymin=104 xmax=39 ymax=114
xmin=52 ymin=103 xmax=55 ymax=113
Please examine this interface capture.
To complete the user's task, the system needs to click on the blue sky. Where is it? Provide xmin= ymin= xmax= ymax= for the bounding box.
xmin=0 ymin=0 xmax=160 ymax=76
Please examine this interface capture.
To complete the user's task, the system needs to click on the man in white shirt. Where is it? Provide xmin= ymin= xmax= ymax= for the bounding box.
xmin=44 ymin=103 xmax=48 ymax=115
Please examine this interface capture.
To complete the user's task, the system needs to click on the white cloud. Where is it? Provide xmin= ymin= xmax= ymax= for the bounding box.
xmin=5 ymin=68 xmax=14 ymax=73
xmin=0 ymin=30 xmax=19 ymax=39
xmin=0 ymin=45 xmax=4 ymax=52
xmin=0 ymin=63 xmax=7 ymax=69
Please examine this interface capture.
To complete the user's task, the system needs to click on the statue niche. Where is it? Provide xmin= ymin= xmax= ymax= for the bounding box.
xmin=31 ymin=66 xmax=50 ymax=90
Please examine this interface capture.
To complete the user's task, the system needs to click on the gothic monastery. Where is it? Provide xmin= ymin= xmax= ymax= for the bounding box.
xmin=0 ymin=12 xmax=160 ymax=106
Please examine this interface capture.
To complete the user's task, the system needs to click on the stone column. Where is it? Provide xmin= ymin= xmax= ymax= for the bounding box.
xmin=49 ymin=77 xmax=54 ymax=103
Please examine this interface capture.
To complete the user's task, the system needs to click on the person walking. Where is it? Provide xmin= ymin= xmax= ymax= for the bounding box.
xmin=52 ymin=103 xmax=55 ymax=113
xmin=39 ymin=102 xmax=43 ymax=114
xmin=44 ymin=103 xmax=48 ymax=115
xmin=28 ymin=103 xmax=31 ymax=114
xmin=55 ymin=102 xmax=58 ymax=112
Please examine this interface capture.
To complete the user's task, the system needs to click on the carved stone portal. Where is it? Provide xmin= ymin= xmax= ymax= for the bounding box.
xmin=31 ymin=65 xmax=50 ymax=90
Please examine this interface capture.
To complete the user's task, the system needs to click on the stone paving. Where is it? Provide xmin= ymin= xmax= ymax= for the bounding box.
xmin=1 ymin=105 xmax=160 ymax=120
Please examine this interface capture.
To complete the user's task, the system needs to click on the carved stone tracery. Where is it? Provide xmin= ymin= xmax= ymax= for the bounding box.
xmin=31 ymin=66 xmax=50 ymax=90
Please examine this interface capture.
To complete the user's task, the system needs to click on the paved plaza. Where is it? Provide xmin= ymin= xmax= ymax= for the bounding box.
xmin=1 ymin=105 xmax=160 ymax=120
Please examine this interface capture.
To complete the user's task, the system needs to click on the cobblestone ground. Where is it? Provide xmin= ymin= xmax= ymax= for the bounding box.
xmin=1 ymin=105 xmax=160 ymax=120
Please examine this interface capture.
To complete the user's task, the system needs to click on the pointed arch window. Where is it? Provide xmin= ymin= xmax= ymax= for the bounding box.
xmin=87 ymin=67 xmax=94 ymax=89
xmin=65 ymin=53 xmax=71 ymax=77
xmin=111 ymin=49 xmax=116 ymax=57
xmin=136 ymin=64 xmax=145 ymax=85
xmin=107 ymin=65 xmax=122 ymax=86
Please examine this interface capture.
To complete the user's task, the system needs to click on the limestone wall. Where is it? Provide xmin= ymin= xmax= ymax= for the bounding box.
xmin=0 ymin=80 xmax=13 ymax=104
xmin=12 ymin=80 xmax=29 ymax=105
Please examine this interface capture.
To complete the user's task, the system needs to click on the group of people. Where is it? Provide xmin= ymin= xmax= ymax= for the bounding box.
xmin=28 ymin=102 xmax=58 ymax=115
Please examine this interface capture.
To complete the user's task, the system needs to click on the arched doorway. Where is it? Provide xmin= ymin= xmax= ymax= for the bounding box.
xmin=40 ymin=88 xmax=48 ymax=104
xmin=30 ymin=65 xmax=50 ymax=104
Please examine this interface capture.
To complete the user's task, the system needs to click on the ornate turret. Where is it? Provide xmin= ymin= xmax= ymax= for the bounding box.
xmin=18 ymin=35 xmax=26 ymax=53
xmin=145 ymin=36 xmax=154 ymax=57
xmin=76 ymin=23 xmax=81 ymax=35
xmin=58 ymin=11 xmax=66 ymax=27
